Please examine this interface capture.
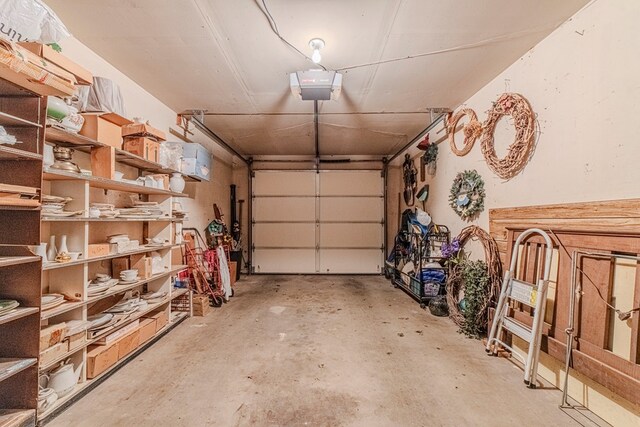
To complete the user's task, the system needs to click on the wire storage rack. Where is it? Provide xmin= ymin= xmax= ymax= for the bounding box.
xmin=392 ymin=224 xmax=450 ymax=308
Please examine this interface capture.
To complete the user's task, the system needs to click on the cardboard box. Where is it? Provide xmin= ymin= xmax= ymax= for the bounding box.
xmin=90 ymin=146 xmax=116 ymax=179
xmin=19 ymin=42 xmax=93 ymax=85
xmin=39 ymin=342 xmax=66 ymax=366
xmin=122 ymin=123 xmax=166 ymax=141
xmin=123 ymin=137 xmax=159 ymax=163
xmin=111 ymin=257 xmax=130 ymax=278
xmin=144 ymin=310 xmax=168 ymax=332
xmin=192 ymin=295 xmax=210 ymax=317
xmin=117 ymin=328 xmax=140 ymax=360
xmin=88 ymin=243 xmax=111 ymax=258
xmin=40 ymin=323 xmax=66 ymax=351
xmin=96 ymin=320 xmax=140 ymax=346
xmin=138 ymin=318 xmax=156 ymax=344
xmin=67 ymin=331 xmax=87 ymax=350
xmin=112 ymin=240 xmax=140 ymax=254
xmin=86 ymin=343 xmax=118 ymax=379
xmin=80 ymin=113 xmax=132 ymax=149
xmin=181 ymin=142 xmax=211 ymax=181
xmin=130 ymin=254 xmax=152 ymax=279
xmin=0 ymin=39 xmax=75 ymax=96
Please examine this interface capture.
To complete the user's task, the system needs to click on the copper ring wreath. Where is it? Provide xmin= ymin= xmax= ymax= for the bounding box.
xmin=447 ymin=108 xmax=483 ymax=156
xmin=448 ymin=93 xmax=536 ymax=179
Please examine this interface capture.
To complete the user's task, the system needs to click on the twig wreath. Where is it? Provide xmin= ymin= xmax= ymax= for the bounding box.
xmin=443 ymin=225 xmax=502 ymax=333
xmin=446 ymin=93 xmax=536 ymax=179
xmin=447 ymin=108 xmax=483 ymax=156
xmin=480 ymin=93 xmax=536 ymax=180
xmin=448 ymin=170 xmax=485 ymax=221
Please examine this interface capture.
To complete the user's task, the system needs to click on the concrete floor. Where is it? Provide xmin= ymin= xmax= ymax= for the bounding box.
xmin=49 ymin=275 xmax=582 ymax=427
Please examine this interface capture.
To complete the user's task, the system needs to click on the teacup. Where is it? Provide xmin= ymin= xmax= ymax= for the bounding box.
xmin=67 ymin=252 xmax=82 ymax=261
xmin=120 ymin=269 xmax=138 ymax=281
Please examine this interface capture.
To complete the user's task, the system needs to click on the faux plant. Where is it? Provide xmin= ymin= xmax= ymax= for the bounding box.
xmin=423 ymin=143 xmax=438 ymax=164
xmin=459 ymin=259 xmax=489 ymax=338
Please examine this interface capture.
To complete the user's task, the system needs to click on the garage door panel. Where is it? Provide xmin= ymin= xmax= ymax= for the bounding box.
xmin=319 ymin=171 xmax=382 ymax=196
xmin=254 ymin=249 xmax=316 ymax=273
xmin=253 ymin=197 xmax=316 ymax=221
xmin=320 ymin=223 xmax=381 ymax=248
xmin=319 ymin=249 xmax=382 ymax=273
xmin=319 ymin=197 xmax=383 ymax=222
xmin=254 ymin=223 xmax=315 ymax=247
xmin=254 ymin=171 xmax=315 ymax=196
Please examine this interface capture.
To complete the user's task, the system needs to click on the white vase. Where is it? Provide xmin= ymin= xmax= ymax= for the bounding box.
xmin=58 ymin=235 xmax=68 ymax=254
xmin=47 ymin=236 xmax=57 ymax=262
xmin=169 ymin=173 xmax=185 ymax=193
xmin=33 ymin=243 xmax=47 ymax=259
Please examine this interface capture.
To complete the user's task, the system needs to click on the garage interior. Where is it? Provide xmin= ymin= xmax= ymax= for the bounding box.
xmin=0 ymin=0 xmax=639 ymax=426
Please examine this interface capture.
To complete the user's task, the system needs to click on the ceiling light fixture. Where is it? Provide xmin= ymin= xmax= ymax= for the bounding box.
xmin=309 ymin=38 xmax=325 ymax=64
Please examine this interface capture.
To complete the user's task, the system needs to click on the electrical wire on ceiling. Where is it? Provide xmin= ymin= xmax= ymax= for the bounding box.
xmin=254 ymin=0 xmax=328 ymax=71
xmin=336 ymin=25 xmax=563 ymax=72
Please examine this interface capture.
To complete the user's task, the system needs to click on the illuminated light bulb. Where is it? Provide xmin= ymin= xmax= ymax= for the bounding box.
xmin=308 ymin=38 xmax=325 ymax=64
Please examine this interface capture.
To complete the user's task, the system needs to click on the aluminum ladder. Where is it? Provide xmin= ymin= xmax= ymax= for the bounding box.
xmin=486 ymin=228 xmax=553 ymax=388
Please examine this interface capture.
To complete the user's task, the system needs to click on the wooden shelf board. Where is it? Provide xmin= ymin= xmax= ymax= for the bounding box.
xmin=0 ymin=111 xmax=41 ymax=128
xmin=0 ymin=307 xmax=39 ymax=326
xmin=42 ymin=216 xmax=180 ymax=223
xmin=0 ymin=358 xmax=37 ymax=383
xmin=0 ymin=409 xmax=36 ymax=427
xmin=39 ymin=342 xmax=86 ymax=372
xmin=86 ymin=266 xmax=187 ymax=306
xmin=0 ymin=256 xmax=40 ymax=268
xmin=45 ymin=126 xmax=103 ymax=148
xmin=40 ymin=301 xmax=84 ymax=321
xmin=42 ymin=244 xmax=180 ymax=271
xmin=43 ymin=169 xmax=186 ymax=197
xmin=45 ymin=127 xmax=200 ymax=178
xmin=0 ymin=78 xmax=41 ymax=97
xmin=86 ymin=298 xmax=171 ymax=345
xmin=170 ymin=288 xmax=189 ymax=300
xmin=0 ymin=145 xmax=42 ymax=161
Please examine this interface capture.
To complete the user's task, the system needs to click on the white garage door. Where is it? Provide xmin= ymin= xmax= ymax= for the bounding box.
xmin=252 ymin=170 xmax=384 ymax=274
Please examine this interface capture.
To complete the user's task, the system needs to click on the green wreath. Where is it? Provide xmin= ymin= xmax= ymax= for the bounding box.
xmin=449 ymin=170 xmax=485 ymax=220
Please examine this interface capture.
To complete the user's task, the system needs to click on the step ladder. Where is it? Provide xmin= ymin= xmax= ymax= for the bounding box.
xmin=486 ymin=228 xmax=553 ymax=388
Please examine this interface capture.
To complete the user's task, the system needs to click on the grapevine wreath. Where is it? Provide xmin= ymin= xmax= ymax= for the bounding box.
xmin=448 ymin=170 xmax=485 ymax=221
xmin=480 ymin=93 xmax=536 ymax=179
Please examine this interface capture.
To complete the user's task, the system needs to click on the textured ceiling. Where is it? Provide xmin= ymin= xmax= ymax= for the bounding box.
xmin=47 ymin=0 xmax=588 ymax=157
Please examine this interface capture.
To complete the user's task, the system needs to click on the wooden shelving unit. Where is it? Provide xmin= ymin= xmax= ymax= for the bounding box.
xmin=45 ymin=126 xmax=201 ymax=182
xmin=0 ymin=76 xmax=47 ymax=423
xmin=35 ymin=116 xmax=194 ymax=424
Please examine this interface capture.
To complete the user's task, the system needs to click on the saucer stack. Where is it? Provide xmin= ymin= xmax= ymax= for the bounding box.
xmin=119 ymin=269 xmax=139 ymax=284
xmin=0 ymin=299 xmax=19 ymax=317
xmin=41 ymin=294 xmax=65 ymax=311
xmin=87 ymin=274 xmax=118 ymax=297
xmin=42 ymin=195 xmax=81 ymax=217
xmin=90 ymin=203 xmax=119 ymax=218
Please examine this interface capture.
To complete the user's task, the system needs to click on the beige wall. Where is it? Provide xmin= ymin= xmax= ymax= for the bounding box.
xmin=55 ymin=37 xmax=242 ymax=234
xmin=388 ymin=0 xmax=640 ymax=424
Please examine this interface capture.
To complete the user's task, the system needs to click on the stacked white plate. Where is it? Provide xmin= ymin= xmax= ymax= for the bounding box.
xmin=41 ymin=294 xmax=65 ymax=311
xmin=87 ymin=277 xmax=119 ymax=297
xmin=0 ymin=299 xmax=19 ymax=316
xmin=87 ymin=313 xmax=115 ymax=331
xmin=141 ymin=291 xmax=167 ymax=304
xmin=117 ymin=207 xmax=164 ymax=219
xmin=65 ymin=319 xmax=91 ymax=336
xmin=90 ymin=203 xmax=119 ymax=218
xmin=42 ymin=196 xmax=82 ymax=217
xmin=105 ymin=298 xmax=140 ymax=314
